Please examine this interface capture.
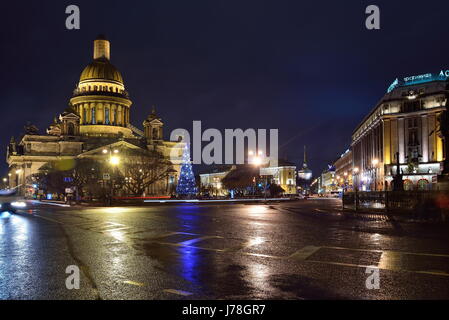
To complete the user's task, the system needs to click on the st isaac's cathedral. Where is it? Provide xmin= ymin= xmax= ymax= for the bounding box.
xmin=6 ymin=35 xmax=183 ymax=197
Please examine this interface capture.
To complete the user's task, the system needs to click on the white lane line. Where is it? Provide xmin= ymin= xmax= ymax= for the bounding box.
xmin=289 ymin=246 xmax=321 ymax=261
xmin=123 ymin=280 xmax=146 ymax=287
xmin=179 ymin=235 xmax=223 ymax=246
xmin=163 ymin=289 xmax=193 ymax=296
xmin=323 ymin=246 xmax=449 ymax=258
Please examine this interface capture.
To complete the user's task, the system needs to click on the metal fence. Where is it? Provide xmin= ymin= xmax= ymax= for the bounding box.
xmin=343 ymin=191 xmax=449 ymax=214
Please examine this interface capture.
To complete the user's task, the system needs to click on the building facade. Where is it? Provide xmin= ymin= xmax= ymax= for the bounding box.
xmin=352 ymin=70 xmax=449 ymax=191
xmin=333 ymin=149 xmax=354 ymax=192
xmin=260 ymin=163 xmax=297 ymax=195
xmin=6 ymin=35 xmax=183 ymax=197
xmin=200 ymin=162 xmax=297 ymax=196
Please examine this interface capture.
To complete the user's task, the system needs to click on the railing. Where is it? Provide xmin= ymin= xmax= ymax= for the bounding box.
xmin=343 ymin=191 xmax=449 ymax=214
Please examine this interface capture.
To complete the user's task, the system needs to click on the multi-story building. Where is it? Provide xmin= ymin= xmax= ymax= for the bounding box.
xmin=352 ymin=70 xmax=449 ymax=191
xmin=199 ymin=166 xmax=235 ymax=196
xmin=260 ymin=161 xmax=297 ymax=195
xmin=316 ymin=165 xmax=337 ymax=196
xmin=333 ymin=149 xmax=354 ymax=192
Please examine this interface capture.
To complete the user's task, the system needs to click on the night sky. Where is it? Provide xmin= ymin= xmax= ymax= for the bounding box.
xmin=1 ymin=0 xmax=449 ymax=176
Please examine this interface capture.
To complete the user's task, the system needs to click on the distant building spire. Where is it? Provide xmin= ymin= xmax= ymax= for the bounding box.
xmin=303 ymin=145 xmax=308 ymax=168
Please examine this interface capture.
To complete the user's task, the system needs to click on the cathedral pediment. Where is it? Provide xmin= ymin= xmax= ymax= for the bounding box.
xmin=60 ymin=112 xmax=80 ymax=120
xmin=77 ymin=140 xmax=144 ymax=157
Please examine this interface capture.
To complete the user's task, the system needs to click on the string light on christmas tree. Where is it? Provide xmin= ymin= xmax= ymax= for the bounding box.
xmin=176 ymin=143 xmax=198 ymax=196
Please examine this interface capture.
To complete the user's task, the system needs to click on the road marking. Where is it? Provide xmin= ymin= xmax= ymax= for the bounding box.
xmin=163 ymin=289 xmax=193 ymax=296
xmin=178 ymin=235 xmax=223 ymax=246
xmin=123 ymin=280 xmax=146 ymax=287
xmin=306 ymin=259 xmax=449 ymax=277
xmin=223 ymin=237 xmax=267 ymax=253
xmin=289 ymin=246 xmax=321 ymax=261
xmin=323 ymin=246 xmax=449 ymax=258
xmin=31 ymin=214 xmax=449 ymax=278
xmin=378 ymin=251 xmax=402 ymax=271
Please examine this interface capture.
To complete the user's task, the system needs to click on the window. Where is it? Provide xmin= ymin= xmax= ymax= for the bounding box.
xmin=402 ymin=100 xmax=422 ymax=113
xmin=91 ymin=107 xmax=96 ymax=124
xmin=105 ymin=108 xmax=110 ymax=124
xmin=67 ymin=122 xmax=75 ymax=136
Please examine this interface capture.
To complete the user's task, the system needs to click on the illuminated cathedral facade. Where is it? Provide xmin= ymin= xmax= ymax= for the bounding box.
xmin=6 ymin=35 xmax=183 ymax=196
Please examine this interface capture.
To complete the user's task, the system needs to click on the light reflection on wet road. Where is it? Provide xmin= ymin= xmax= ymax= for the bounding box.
xmin=1 ymin=199 xmax=449 ymax=300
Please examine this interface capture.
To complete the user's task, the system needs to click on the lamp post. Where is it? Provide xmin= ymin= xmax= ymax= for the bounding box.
xmin=249 ymin=150 xmax=267 ymax=201
xmin=103 ymin=148 xmax=120 ymax=205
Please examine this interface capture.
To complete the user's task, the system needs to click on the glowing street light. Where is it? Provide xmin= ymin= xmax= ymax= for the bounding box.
xmin=248 ymin=150 xmax=267 ymax=201
xmin=372 ymin=159 xmax=379 ymax=167
xmin=253 ymin=156 xmax=262 ymax=166
xmin=110 ymin=156 xmax=120 ymax=166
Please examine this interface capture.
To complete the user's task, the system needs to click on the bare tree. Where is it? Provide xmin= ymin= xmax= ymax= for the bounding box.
xmin=121 ymin=150 xmax=173 ymax=196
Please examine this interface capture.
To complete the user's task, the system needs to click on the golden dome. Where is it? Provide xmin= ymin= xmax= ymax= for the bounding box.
xmin=80 ymin=58 xmax=124 ymax=84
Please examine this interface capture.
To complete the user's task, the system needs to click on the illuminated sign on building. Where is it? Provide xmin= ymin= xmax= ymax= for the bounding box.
xmin=387 ymin=70 xmax=449 ymax=93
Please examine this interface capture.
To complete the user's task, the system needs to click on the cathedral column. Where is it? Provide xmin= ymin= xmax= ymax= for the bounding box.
xmin=97 ymin=103 xmax=104 ymax=124
xmin=117 ymin=105 xmax=123 ymax=126
xmin=78 ymin=104 xmax=83 ymax=124
xmin=124 ymin=108 xmax=128 ymax=125
xmin=111 ymin=104 xmax=117 ymax=125
xmin=86 ymin=103 xmax=91 ymax=124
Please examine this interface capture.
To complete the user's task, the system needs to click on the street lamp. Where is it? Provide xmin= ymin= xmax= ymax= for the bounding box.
xmin=110 ymin=156 xmax=120 ymax=166
xmin=103 ymin=148 xmax=120 ymax=205
xmin=249 ymin=150 xmax=267 ymax=201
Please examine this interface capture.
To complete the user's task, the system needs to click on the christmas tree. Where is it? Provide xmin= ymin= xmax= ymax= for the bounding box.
xmin=176 ymin=143 xmax=198 ymax=196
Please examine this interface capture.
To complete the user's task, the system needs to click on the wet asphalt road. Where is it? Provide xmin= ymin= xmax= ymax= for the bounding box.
xmin=1 ymin=198 xmax=449 ymax=300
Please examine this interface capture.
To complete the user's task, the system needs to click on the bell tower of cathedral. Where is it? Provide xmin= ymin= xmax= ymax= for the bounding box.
xmin=143 ymin=106 xmax=164 ymax=144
